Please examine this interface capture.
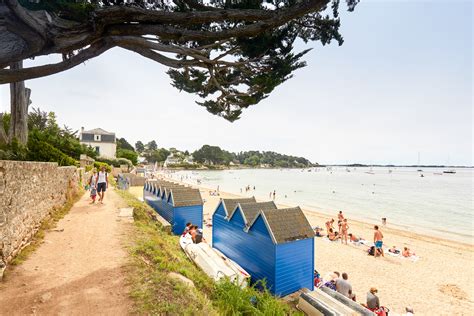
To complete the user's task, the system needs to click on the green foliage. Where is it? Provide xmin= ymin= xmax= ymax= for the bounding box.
xmin=0 ymin=137 xmax=28 ymax=160
xmin=18 ymin=0 xmax=96 ymax=22
xmin=147 ymin=140 xmax=158 ymax=151
xmin=143 ymin=148 xmax=170 ymax=163
xmin=116 ymin=137 xmax=135 ymax=152
xmin=212 ymin=280 xmax=299 ymax=316
xmin=117 ymin=149 xmax=138 ymax=165
xmin=92 ymin=161 xmax=111 ymax=172
xmin=27 ymin=134 xmax=78 ymax=166
xmin=17 ymin=1 xmax=359 ymax=122
xmin=28 ymin=108 xmax=98 ymax=160
xmin=192 ymin=145 xmax=313 ymax=168
xmin=193 ymin=145 xmax=231 ymax=165
xmin=135 ymin=141 xmax=145 ymax=153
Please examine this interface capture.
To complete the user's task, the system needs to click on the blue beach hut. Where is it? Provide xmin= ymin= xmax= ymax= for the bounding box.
xmin=213 ymin=199 xmax=314 ymax=296
xmin=144 ymin=180 xmax=203 ymax=235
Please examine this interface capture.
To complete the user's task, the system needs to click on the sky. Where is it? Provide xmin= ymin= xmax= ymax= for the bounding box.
xmin=1 ymin=0 xmax=472 ymax=166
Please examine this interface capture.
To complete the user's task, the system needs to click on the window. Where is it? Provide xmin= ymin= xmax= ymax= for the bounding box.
xmin=94 ymin=134 xmax=101 ymax=141
xmin=95 ymin=146 xmax=100 ymax=154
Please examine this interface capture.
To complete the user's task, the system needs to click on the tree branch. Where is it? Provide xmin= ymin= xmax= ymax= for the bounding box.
xmin=0 ymin=40 xmax=114 ymax=84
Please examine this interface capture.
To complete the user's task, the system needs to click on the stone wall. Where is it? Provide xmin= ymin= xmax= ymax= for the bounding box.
xmin=121 ymin=173 xmax=146 ymax=187
xmin=0 ymin=160 xmax=80 ymax=274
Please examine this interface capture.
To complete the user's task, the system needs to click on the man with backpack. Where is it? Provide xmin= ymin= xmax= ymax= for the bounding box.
xmin=96 ymin=166 xmax=108 ymax=204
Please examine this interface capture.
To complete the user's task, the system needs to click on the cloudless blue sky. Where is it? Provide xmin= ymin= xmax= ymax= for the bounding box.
xmin=1 ymin=0 xmax=472 ymax=165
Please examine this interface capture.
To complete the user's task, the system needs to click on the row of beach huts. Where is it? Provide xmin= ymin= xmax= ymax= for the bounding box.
xmin=143 ymin=179 xmax=375 ymax=315
xmin=143 ymin=179 xmax=314 ymax=296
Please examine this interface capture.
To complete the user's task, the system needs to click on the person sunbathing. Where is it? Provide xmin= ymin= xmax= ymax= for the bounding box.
xmin=315 ymin=227 xmax=325 ymax=237
xmin=348 ymin=233 xmax=359 ymax=242
xmin=389 ymin=246 xmax=401 ymax=254
xmin=402 ymin=247 xmax=414 ymax=257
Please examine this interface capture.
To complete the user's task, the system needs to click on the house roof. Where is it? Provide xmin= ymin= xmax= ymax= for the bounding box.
xmin=170 ymin=188 xmax=203 ymax=207
xmin=82 ymin=128 xmax=115 ymax=135
xmin=220 ymin=197 xmax=256 ymax=217
xmin=250 ymin=207 xmax=313 ymax=244
xmin=229 ymin=201 xmax=277 ymax=224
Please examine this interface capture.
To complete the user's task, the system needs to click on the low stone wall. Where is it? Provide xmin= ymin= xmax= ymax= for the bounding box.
xmin=0 ymin=160 xmax=80 ymax=274
xmin=121 ymin=173 xmax=146 ymax=187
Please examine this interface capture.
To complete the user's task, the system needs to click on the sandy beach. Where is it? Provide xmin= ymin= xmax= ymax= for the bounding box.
xmin=130 ymin=182 xmax=474 ymax=315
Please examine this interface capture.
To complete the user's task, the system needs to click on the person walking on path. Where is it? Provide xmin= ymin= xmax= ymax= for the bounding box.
xmin=373 ymin=225 xmax=384 ymax=257
xmin=96 ymin=166 xmax=108 ymax=204
xmin=88 ymin=168 xmax=98 ymax=204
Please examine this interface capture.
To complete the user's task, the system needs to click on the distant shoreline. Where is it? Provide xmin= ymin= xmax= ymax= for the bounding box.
xmin=164 ymin=165 xmax=473 ymax=170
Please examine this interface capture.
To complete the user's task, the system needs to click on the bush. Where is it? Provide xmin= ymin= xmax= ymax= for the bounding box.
xmin=93 ymin=161 xmax=111 ymax=172
xmin=96 ymin=156 xmax=133 ymax=168
xmin=27 ymin=138 xmax=77 ymax=166
xmin=117 ymin=149 xmax=138 ymax=165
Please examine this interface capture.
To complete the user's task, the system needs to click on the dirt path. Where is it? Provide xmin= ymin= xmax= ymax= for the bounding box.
xmin=0 ymin=188 xmax=133 ymax=315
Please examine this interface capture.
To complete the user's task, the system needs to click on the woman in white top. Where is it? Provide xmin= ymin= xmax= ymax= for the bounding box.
xmin=95 ymin=166 xmax=108 ymax=204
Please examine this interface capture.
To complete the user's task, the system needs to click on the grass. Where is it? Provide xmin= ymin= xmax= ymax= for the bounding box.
xmin=10 ymin=186 xmax=84 ymax=266
xmin=117 ymin=189 xmax=303 ymax=315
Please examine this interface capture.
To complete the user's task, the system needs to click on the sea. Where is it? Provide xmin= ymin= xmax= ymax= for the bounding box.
xmin=167 ymin=167 xmax=473 ymax=244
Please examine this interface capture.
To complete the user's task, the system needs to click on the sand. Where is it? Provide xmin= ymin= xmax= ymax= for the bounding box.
xmin=131 ymin=181 xmax=474 ymax=315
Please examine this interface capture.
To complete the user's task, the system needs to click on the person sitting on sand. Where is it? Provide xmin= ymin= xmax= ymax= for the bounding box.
xmin=325 ymin=219 xmax=335 ymax=233
xmin=190 ymin=225 xmax=206 ymax=244
xmin=402 ymin=247 xmax=415 ymax=257
xmin=182 ymin=222 xmax=192 ymax=236
xmin=315 ymin=227 xmax=325 ymax=237
xmin=314 ymin=270 xmax=322 ymax=287
xmin=328 ymin=228 xmax=340 ymax=241
xmin=336 ymin=273 xmax=356 ymax=300
xmin=366 ymin=287 xmax=380 ymax=310
xmin=388 ymin=246 xmax=400 ymax=255
xmin=323 ymin=272 xmax=340 ymax=290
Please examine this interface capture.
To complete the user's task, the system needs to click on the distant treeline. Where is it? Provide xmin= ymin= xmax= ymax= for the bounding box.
xmin=192 ymin=145 xmax=314 ymax=168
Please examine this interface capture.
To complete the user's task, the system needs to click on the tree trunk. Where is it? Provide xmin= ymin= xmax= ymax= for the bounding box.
xmin=8 ymin=61 xmax=30 ymax=145
xmin=0 ymin=113 xmax=8 ymax=144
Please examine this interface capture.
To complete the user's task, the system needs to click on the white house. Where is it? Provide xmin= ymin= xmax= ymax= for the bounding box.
xmin=184 ymin=156 xmax=195 ymax=164
xmin=79 ymin=127 xmax=117 ymax=158
xmin=163 ymin=153 xmax=181 ymax=167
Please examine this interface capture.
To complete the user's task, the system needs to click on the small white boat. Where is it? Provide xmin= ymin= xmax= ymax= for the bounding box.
xmin=179 ymin=236 xmax=250 ymax=287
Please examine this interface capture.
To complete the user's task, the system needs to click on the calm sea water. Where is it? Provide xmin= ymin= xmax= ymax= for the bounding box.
xmin=168 ymin=167 xmax=473 ymax=243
